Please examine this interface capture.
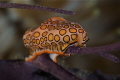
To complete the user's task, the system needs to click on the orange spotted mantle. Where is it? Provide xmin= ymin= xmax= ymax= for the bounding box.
xmin=23 ymin=17 xmax=88 ymax=62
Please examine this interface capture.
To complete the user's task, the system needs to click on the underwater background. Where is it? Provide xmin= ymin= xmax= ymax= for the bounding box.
xmin=0 ymin=0 xmax=120 ymax=76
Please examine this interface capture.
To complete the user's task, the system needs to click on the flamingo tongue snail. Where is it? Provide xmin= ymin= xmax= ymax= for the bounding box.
xmin=23 ymin=17 xmax=88 ymax=62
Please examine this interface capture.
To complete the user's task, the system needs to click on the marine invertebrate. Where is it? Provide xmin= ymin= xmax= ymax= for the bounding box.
xmin=0 ymin=2 xmax=119 ymax=80
xmin=23 ymin=17 xmax=88 ymax=62
xmin=23 ymin=17 xmax=119 ymax=63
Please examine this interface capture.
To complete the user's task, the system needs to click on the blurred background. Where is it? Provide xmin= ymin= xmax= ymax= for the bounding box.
xmin=0 ymin=0 xmax=120 ymax=75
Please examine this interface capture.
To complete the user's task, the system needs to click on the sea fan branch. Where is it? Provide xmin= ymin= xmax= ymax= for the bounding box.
xmin=0 ymin=2 xmax=75 ymax=15
xmin=29 ymin=54 xmax=83 ymax=80
xmin=66 ymin=42 xmax=120 ymax=63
